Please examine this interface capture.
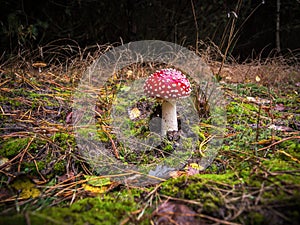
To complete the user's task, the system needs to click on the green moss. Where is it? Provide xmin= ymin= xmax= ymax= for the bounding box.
xmin=260 ymin=188 xmax=288 ymax=202
xmin=201 ymin=193 xmax=221 ymax=213
xmin=262 ymin=158 xmax=294 ymax=171
xmin=52 ymin=132 xmax=75 ymax=152
xmin=279 ymin=140 xmax=300 ymax=153
xmin=1 ymin=194 xmax=143 ymax=225
xmin=53 ymin=161 xmax=66 ymax=174
xmin=200 ymin=173 xmax=240 ymax=184
xmin=160 ymin=175 xmax=225 ymax=214
xmin=234 ymin=83 xmax=271 ymax=97
xmin=246 ymin=211 xmax=265 ymax=225
xmin=27 ymin=89 xmax=67 ymax=110
xmin=77 ymin=126 xmax=99 ymax=140
xmin=22 ymin=161 xmax=46 ymax=174
xmin=27 ymin=195 xmax=144 ymax=225
xmin=182 ymin=137 xmax=194 ymax=149
xmin=0 ymin=96 xmax=23 ymax=107
xmin=243 ymin=102 xmax=258 ymax=112
xmin=0 ymin=214 xmax=26 ymax=225
xmin=162 ymin=143 xmax=173 ymax=152
xmin=0 ymin=137 xmax=30 ymax=158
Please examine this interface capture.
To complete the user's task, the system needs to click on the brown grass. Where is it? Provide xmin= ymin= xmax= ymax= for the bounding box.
xmin=2 ymin=39 xmax=299 ymax=87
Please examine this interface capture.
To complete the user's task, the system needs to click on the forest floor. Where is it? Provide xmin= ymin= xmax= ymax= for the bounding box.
xmin=0 ymin=43 xmax=300 ymax=225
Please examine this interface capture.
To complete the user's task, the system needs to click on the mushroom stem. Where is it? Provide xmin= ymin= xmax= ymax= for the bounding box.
xmin=161 ymin=99 xmax=178 ymax=136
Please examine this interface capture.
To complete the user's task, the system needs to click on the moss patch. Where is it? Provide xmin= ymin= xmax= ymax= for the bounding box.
xmin=0 ymin=137 xmax=30 ymax=158
xmin=1 ymin=192 xmax=148 ymax=225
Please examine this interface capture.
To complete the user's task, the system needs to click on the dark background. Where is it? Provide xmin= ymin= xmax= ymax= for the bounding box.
xmin=1 ymin=0 xmax=299 ymax=61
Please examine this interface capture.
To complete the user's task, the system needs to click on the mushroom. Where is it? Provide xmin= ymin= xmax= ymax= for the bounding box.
xmin=144 ymin=68 xmax=192 ymax=136
xmin=32 ymin=62 xmax=47 ymax=73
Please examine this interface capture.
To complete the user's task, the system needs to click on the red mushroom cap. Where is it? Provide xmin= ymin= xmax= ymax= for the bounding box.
xmin=144 ymin=68 xmax=191 ymax=99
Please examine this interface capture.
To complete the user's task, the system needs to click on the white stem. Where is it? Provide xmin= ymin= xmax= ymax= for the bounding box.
xmin=161 ymin=99 xmax=178 ymax=136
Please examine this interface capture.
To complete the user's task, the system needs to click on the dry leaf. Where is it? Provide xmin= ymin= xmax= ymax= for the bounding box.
xmin=268 ymin=124 xmax=293 ymax=132
xmin=153 ymin=201 xmax=198 ymax=225
xmin=128 ymin=107 xmax=141 ymax=120
xmin=246 ymin=96 xmax=270 ymax=105
xmin=82 ymin=183 xmax=109 ymax=194
xmin=252 ymin=139 xmax=274 ymax=145
xmin=169 ymin=171 xmax=185 ymax=178
xmin=82 ymin=175 xmax=118 ymax=195
xmin=184 ymin=163 xmax=203 ymax=176
xmin=273 ymin=104 xmax=285 ymax=111
xmin=84 ymin=175 xmax=111 ymax=187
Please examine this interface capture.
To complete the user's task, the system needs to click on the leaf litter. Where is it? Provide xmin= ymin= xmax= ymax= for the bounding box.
xmin=0 ymin=41 xmax=300 ymax=224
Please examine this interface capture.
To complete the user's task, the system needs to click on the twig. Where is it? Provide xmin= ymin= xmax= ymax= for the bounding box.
xmin=159 ymin=194 xmax=203 ymax=207
xmin=26 ymin=151 xmax=47 ymax=182
xmin=101 ymin=125 xmax=119 ymax=159
xmin=198 ymin=213 xmax=242 ymax=225
xmin=255 ymin=181 xmax=265 ymax=205
xmin=255 ymin=104 xmax=261 ymax=144
xmin=190 ymin=0 xmax=199 ymax=53
xmin=257 ymin=136 xmax=300 ymax=152
xmin=18 ymin=136 xmax=35 ymax=172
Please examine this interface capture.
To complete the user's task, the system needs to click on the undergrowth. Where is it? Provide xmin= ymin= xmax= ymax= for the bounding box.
xmin=0 ymin=41 xmax=299 ymax=225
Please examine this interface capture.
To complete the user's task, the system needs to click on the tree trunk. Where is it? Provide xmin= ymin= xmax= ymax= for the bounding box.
xmin=276 ymin=0 xmax=281 ymax=52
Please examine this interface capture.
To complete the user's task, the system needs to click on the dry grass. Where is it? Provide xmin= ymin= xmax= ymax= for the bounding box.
xmin=0 ymin=40 xmax=299 ymax=224
xmin=198 ymin=40 xmax=300 ymax=85
xmin=2 ymin=38 xmax=299 ymax=87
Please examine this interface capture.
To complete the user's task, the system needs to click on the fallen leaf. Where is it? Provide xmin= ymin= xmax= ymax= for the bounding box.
xmin=246 ymin=96 xmax=270 ymax=105
xmin=83 ymin=175 xmax=118 ymax=195
xmin=84 ymin=175 xmax=111 ymax=187
xmin=149 ymin=165 xmax=175 ymax=178
xmin=128 ymin=107 xmax=141 ymax=120
xmin=184 ymin=163 xmax=203 ymax=176
xmin=0 ymin=157 xmax=10 ymax=171
xmin=268 ymin=124 xmax=293 ymax=132
xmin=120 ymin=85 xmax=131 ymax=92
xmin=273 ymin=104 xmax=285 ymax=111
xmin=57 ymin=171 xmax=76 ymax=183
xmin=252 ymin=139 xmax=274 ymax=145
xmin=126 ymin=70 xmax=133 ymax=77
xmin=153 ymin=201 xmax=199 ymax=225
xmin=169 ymin=171 xmax=185 ymax=178
xmin=82 ymin=183 xmax=109 ymax=194
xmin=66 ymin=111 xmax=73 ymax=124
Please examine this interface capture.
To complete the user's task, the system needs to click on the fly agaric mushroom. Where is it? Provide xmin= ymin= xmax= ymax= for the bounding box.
xmin=144 ymin=68 xmax=191 ymax=136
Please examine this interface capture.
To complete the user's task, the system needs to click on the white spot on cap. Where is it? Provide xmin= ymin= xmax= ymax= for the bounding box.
xmin=144 ymin=68 xmax=191 ymax=99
